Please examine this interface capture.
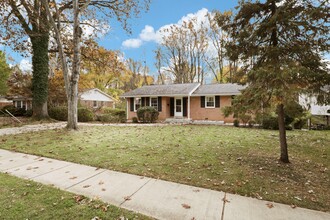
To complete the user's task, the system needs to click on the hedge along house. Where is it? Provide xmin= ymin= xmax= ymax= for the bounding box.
xmin=121 ymin=83 xmax=245 ymax=123
xmin=79 ymin=88 xmax=116 ymax=109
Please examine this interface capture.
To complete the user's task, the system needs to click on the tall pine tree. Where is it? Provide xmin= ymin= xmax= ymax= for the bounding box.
xmin=227 ymin=0 xmax=330 ymax=162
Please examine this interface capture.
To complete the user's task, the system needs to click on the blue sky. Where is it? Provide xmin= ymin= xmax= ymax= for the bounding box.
xmin=99 ymin=0 xmax=239 ymax=76
xmin=4 ymin=0 xmax=239 ymax=74
xmin=2 ymin=1 xmax=240 ymax=74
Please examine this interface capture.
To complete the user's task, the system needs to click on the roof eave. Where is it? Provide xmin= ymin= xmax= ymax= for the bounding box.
xmin=191 ymin=92 xmax=241 ymax=96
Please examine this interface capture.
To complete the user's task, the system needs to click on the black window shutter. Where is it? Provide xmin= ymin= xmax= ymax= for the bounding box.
xmin=215 ymin=96 xmax=220 ymax=108
xmin=146 ymin=97 xmax=150 ymax=106
xmin=170 ymin=98 xmax=174 ymax=116
xmin=158 ymin=97 xmax=162 ymax=112
xmin=130 ymin=98 xmax=134 ymax=111
xmin=141 ymin=97 xmax=145 ymax=107
xmin=201 ymin=96 xmax=205 ymax=108
xmin=183 ymin=97 xmax=187 ymax=117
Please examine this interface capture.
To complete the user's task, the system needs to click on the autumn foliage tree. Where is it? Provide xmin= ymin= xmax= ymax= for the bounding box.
xmin=227 ymin=0 xmax=330 ymax=163
xmin=81 ymin=40 xmax=126 ymax=96
xmin=6 ymin=66 xmax=33 ymax=98
xmin=0 ymin=51 xmax=11 ymax=95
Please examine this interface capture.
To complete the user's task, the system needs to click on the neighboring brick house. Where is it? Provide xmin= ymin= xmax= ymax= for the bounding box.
xmin=79 ymin=88 xmax=116 ymax=109
xmin=0 ymin=96 xmax=12 ymax=108
xmin=121 ymin=83 xmax=245 ymax=123
xmin=8 ymin=96 xmax=33 ymax=111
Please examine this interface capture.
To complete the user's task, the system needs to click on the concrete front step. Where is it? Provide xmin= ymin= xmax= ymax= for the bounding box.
xmin=164 ymin=118 xmax=193 ymax=124
xmin=164 ymin=118 xmax=225 ymax=125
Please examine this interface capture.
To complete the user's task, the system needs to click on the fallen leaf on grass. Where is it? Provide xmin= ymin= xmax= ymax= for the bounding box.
xmin=101 ymin=205 xmax=108 ymax=212
xmin=182 ymin=203 xmax=191 ymax=209
xmin=266 ymin=202 xmax=274 ymax=208
xmin=74 ymin=195 xmax=84 ymax=203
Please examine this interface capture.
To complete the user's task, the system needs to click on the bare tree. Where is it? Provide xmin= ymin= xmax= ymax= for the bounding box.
xmin=205 ymin=11 xmax=232 ymax=83
xmin=157 ymin=15 xmax=209 ymax=84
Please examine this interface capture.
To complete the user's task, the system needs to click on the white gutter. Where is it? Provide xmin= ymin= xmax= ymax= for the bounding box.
xmin=187 ymin=83 xmax=201 ymax=120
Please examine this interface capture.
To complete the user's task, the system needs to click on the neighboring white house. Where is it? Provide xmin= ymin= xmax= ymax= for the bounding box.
xmin=79 ymin=88 xmax=116 ymax=109
xmin=299 ymin=95 xmax=330 ymax=116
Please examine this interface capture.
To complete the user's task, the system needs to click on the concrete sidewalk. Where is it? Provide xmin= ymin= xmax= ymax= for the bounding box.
xmin=0 ymin=149 xmax=329 ymax=220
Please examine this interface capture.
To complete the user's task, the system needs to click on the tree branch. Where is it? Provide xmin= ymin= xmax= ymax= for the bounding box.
xmin=8 ymin=0 xmax=32 ymax=35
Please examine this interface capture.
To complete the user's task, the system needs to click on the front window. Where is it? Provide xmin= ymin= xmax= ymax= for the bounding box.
xmin=150 ymin=97 xmax=158 ymax=110
xmin=134 ymin=98 xmax=141 ymax=111
xmin=93 ymin=101 xmax=98 ymax=108
xmin=16 ymin=101 xmax=22 ymax=109
xmin=205 ymin=96 xmax=215 ymax=108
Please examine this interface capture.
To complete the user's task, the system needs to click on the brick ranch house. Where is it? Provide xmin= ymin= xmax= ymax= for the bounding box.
xmin=121 ymin=83 xmax=245 ymax=123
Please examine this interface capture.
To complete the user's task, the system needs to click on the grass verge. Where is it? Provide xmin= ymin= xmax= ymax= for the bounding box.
xmin=1 ymin=124 xmax=329 ymax=211
xmin=0 ymin=173 xmax=151 ymax=220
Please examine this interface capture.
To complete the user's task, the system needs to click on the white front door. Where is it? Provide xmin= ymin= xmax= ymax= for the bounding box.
xmin=175 ymin=97 xmax=183 ymax=117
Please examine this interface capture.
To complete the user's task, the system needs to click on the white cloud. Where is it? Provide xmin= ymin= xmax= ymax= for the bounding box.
xmin=122 ymin=38 xmax=143 ymax=49
xmin=19 ymin=59 xmax=32 ymax=73
xmin=139 ymin=25 xmax=161 ymax=43
xmin=122 ymin=8 xmax=211 ymax=49
xmin=177 ymin=8 xmax=209 ymax=27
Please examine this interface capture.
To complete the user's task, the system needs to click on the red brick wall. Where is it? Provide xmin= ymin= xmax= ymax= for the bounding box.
xmin=190 ymin=96 xmax=235 ymax=123
xmin=80 ymin=100 xmax=114 ymax=109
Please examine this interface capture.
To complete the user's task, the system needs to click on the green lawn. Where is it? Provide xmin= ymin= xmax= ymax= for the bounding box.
xmin=1 ymin=125 xmax=329 ymax=211
xmin=0 ymin=173 xmax=151 ymax=220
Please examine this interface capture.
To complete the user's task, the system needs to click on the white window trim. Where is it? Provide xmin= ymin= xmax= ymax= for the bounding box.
xmin=205 ymin=96 xmax=215 ymax=108
xmin=134 ymin=97 xmax=141 ymax=112
xmin=150 ymin=97 xmax=158 ymax=110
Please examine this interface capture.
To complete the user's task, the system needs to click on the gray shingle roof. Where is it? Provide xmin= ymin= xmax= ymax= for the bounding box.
xmin=192 ymin=83 xmax=246 ymax=96
xmin=121 ymin=83 xmax=200 ymax=97
xmin=121 ymin=83 xmax=245 ymax=97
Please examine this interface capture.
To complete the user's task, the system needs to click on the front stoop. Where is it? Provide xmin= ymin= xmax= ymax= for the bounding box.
xmin=164 ymin=118 xmax=225 ymax=125
xmin=164 ymin=118 xmax=193 ymax=124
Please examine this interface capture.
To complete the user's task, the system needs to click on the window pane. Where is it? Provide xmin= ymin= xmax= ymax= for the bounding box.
xmin=151 ymin=97 xmax=158 ymax=109
xmin=135 ymin=98 xmax=141 ymax=111
xmin=206 ymin=96 xmax=214 ymax=107
xmin=17 ymin=101 xmax=22 ymax=108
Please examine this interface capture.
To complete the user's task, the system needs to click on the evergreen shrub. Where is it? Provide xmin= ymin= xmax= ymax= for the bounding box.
xmin=136 ymin=106 xmax=159 ymax=123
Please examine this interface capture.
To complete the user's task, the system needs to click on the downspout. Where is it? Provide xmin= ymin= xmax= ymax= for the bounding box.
xmin=126 ymin=98 xmax=129 ymax=120
xmin=188 ymin=96 xmax=191 ymax=119
xmin=188 ymin=83 xmax=201 ymax=120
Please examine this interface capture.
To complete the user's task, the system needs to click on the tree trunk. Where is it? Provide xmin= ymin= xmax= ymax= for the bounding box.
xmin=67 ymin=83 xmax=78 ymax=130
xmin=66 ymin=0 xmax=81 ymax=130
xmin=31 ymin=35 xmax=50 ymax=119
xmin=277 ymin=104 xmax=290 ymax=163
